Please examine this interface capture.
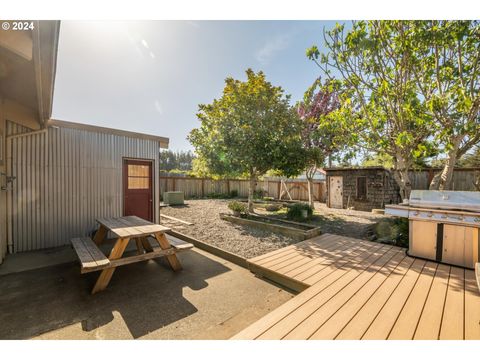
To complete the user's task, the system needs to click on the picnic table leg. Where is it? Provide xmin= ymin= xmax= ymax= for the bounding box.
xmin=154 ymin=232 xmax=182 ymax=271
xmin=91 ymin=237 xmax=130 ymax=294
xmin=93 ymin=224 xmax=108 ymax=246
xmin=140 ymin=237 xmax=154 ymax=253
xmin=135 ymin=238 xmax=144 ymax=254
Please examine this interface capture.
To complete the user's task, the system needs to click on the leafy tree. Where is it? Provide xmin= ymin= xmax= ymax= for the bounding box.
xmin=458 ymin=145 xmax=480 ymax=168
xmin=307 ymin=21 xmax=435 ymax=199
xmin=361 ymin=153 xmax=395 ymax=168
xmin=188 ymin=69 xmax=305 ymax=212
xmin=409 ymin=21 xmax=480 ymax=190
xmin=297 ymin=78 xmax=348 ymax=207
xmin=159 ymin=150 xmax=195 ymax=172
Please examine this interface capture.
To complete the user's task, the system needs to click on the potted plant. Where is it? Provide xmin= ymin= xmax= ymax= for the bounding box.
xmin=228 ymin=201 xmax=247 ymax=217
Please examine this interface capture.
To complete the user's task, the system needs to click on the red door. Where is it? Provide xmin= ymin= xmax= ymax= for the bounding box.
xmin=123 ymin=159 xmax=153 ymax=222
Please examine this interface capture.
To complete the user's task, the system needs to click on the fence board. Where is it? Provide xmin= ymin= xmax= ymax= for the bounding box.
xmin=408 ymin=169 xmax=480 ymax=191
xmin=159 ymin=176 xmax=326 ymax=202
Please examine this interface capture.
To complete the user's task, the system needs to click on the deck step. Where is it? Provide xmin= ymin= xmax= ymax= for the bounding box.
xmin=71 ymin=237 xmax=110 ymax=273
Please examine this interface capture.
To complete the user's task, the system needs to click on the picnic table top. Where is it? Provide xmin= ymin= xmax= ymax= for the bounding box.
xmin=96 ymin=216 xmax=171 ymax=238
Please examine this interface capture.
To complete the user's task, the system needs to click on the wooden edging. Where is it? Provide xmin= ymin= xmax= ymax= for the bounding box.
xmin=246 ymin=262 xmax=309 ymax=294
xmin=160 ymin=214 xmax=193 ymax=225
xmin=220 ymin=213 xmax=321 ymax=241
xmin=166 ymin=230 xmax=248 ymax=269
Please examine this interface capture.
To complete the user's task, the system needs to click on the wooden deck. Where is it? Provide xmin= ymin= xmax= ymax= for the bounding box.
xmin=233 ymin=233 xmax=480 ymax=340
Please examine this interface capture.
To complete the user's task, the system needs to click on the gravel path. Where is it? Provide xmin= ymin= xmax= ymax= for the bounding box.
xmin=161 ymin=199 xmax=297 ymax=259
xmin=161 ymin=199 xmax=389 ymax=259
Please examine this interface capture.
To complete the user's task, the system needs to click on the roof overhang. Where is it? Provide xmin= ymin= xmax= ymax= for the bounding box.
xmin=0 ymin=20 xmax=59 ymax=128
xmin=48 ymin=118 xmax=169 ymax=148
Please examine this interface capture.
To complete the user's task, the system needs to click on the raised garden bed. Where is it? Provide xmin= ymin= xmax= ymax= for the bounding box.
xmin=220 ymin=213 xmax=321 ymax=241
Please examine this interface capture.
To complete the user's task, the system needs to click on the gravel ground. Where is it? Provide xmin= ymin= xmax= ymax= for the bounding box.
xmin=161 ymin=199 xmax=389 ymax=259
xmin=161 ymin=199 xmax=297 ymax=259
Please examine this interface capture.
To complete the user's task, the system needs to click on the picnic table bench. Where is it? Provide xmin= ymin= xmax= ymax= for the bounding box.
xmin=71 ymin=215 xmax=193 ymax=294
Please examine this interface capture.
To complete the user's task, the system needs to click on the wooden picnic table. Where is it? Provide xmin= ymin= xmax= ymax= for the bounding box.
xmin=71 ymin=215 xmax=193 ymax=294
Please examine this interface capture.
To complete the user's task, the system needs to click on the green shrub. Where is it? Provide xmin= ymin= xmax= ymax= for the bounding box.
xmin=286 ymin=203 xmax=313 ymax=222
xmin=229 ymin=189 xmax=239 ymax=198
xmin=253 ymin=189 xmax=266 ymax=199
xmin=228 ymin=200 xmax=247 ymax=215
xmin=374 ymin=218 xmax=409 ymax=247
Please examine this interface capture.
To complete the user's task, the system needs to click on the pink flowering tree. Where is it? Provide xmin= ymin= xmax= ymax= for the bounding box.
xmin=297 ymin=78 xmax=348 ymax=208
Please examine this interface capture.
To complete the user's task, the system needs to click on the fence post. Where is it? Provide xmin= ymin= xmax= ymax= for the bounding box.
xmin=173 ymin=177 xmax=176 ymax=191
xmin=226 ymin=179 xmax=230 ymax=195
xmin=201 ymin=178 xmax=205 ymax=198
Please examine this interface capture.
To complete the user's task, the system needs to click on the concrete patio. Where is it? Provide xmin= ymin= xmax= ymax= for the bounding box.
xmin=0 ymin=245 xmax=293 ymax=339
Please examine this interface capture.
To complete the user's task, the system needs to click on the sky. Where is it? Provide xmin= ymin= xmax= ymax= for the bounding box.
xmin=52 ymin=20 xmax=344 ymax=152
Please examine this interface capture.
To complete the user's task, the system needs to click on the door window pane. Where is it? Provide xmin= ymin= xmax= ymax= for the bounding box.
xmin=128 ymin=177 xmax=149 ymax=189
xmin=128 ymin=164 xmax=149 ymax=177
xmin=127 ymin=163 xmax=150 ymax=189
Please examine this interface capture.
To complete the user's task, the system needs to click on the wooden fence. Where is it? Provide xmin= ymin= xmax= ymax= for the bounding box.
xmin=408 ymin=168 xmax=480 ymax=191
xmin=159 ymin=176 xmax=327 ymax=202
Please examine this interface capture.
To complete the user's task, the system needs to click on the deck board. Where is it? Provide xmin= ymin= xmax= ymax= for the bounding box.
xmin=234 ymin=233 xmax=480 ymax=340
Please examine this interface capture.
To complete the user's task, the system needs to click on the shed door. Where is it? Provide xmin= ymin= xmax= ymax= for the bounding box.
xmin=123 ymin=159 xmax=153 ymax=222
xmin=329 ymin=176 xmax=343 ymax=209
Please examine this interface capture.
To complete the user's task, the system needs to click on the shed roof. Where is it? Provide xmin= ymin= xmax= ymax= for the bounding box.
xmin=48 ymin=119 xmax=169 ymax=148
xmin=324 ymin=166 xmax=388 ymax=172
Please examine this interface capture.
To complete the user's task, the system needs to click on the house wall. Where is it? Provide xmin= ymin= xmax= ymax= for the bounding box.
xmin=6 ymin=124 xmax=161 ymax=253
xmin=326 ymin=169 xmax=401 ymax=212
xmin=0 ymin=99 xmax=6 ymax=263
xmin=1 ymin=99 xmax=40 ymax=262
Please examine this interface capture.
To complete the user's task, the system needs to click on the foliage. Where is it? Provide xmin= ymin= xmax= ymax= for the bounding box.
xmin=229 ymin=189 xmax=239 ymax=198
xmin=458 ymin=145 xmax=480 ymax=168
xmin=206 ymin=192 xmax=229 ymax=199
xmin=228 ymin=200 xmax=248 ymax=214
xmin=361 ymin=153 xmax=395 ymax=168
xmin=253 ymin=189 xmax=266 ymax=199
xmin=166 ymin=168 xmax=190 ymax=176
xmin=159 ymin=150 xmax=195 ymax=171
xmin=374 ymin=217 xmax=409 ymax=248
xmin=362 ymin=152 xmax=435 ymax=169
xmin=188 ymin=69 xmax=306 ymax=212
xmin=286 ymin=203 xmax=313 ymax=222
xmin=409 ymin=21 xmax=480 ymax=190
xmin=297 ymin=78 xmax=350 ymax=206
xmin=307 ymin=21 xmax=436 ymax=199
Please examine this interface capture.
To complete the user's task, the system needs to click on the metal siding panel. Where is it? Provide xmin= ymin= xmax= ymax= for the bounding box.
xmin=9 ymin=126 xmax=161 ymax=251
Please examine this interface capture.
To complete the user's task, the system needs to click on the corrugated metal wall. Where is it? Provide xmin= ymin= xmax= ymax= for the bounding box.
xmin=6 ymin=120 xmax=33 ymax=136
xmin=7 ymin=126 xmax=160 ymax=252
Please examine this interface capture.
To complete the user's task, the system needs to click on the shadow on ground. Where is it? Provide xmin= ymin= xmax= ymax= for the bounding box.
xmin=0 ymin=250 xmax=230 ymax=339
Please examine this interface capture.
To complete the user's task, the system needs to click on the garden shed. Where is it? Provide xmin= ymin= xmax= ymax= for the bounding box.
xmin=325 ymin=167 xmax=401 ymax=211
xmin=0 ymin=21 xmax=169 ymax=262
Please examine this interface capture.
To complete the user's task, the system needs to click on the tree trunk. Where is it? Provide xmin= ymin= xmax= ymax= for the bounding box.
xmin=247 ymin=171 xmax=257 ymax=213
xmin=305 ymin=166 xmax=316 ymax=209
xmin=435 ymin=135 xmax=462 ymax=191
xmin=393 ymin=153 xmax=412 ymax=201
